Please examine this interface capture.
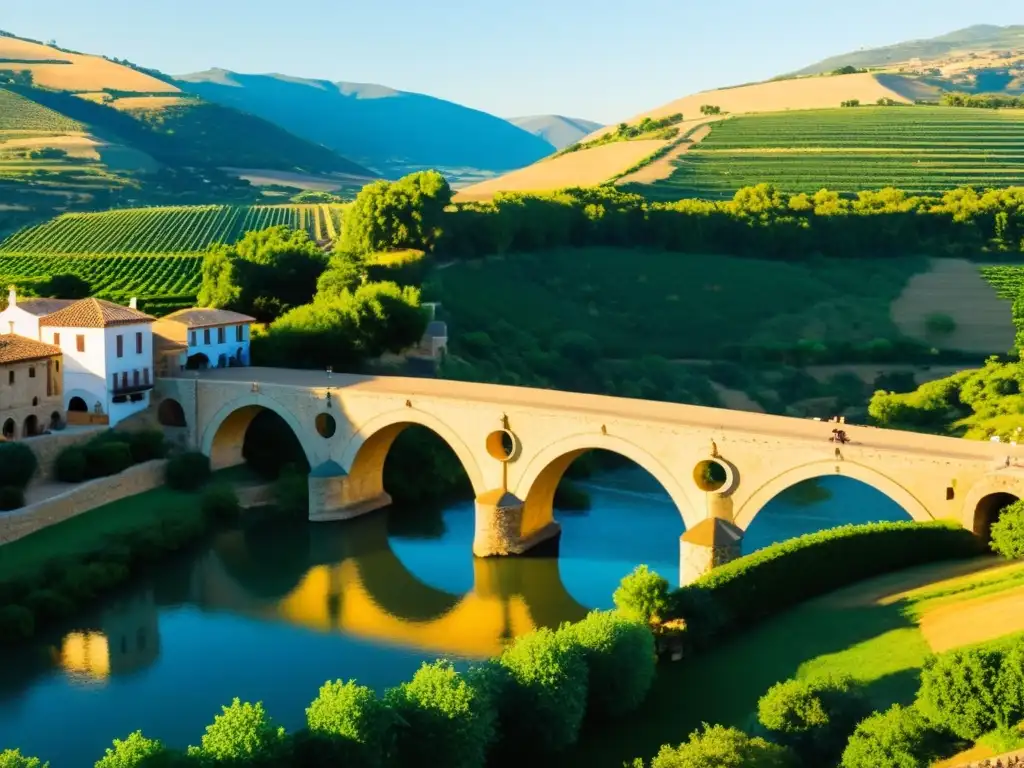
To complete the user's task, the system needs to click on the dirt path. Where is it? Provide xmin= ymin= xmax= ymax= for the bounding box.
xmin=615 ymin=122 xmax=716 ymax=186
xmin=922 ymin=587 xmax=1024 ymax=653
xmin=821 ymin=557 xmax=1005 ymax=609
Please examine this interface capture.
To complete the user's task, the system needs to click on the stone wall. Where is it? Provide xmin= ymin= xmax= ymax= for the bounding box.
xmin=0 ymin=459 xmax=168 ymax=545
xmin=24 ymin=427 xmax=105 ymax=484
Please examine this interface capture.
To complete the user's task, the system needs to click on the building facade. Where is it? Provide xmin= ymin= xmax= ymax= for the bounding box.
xmin=0 ymin=334 xmax=64 ymax=440
xmin=152 ymin=308 xmax=254 ymax=371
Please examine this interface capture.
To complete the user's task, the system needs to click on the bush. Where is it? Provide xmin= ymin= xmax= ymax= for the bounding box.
xmin=495 ymin=626 xmax=589 ymax=754
xmin=917 ymin=646 xmax=1003 ymax=739
xmin=560 ymin=610 xmax=655 ymax=720
xmin=0 ymin=486 xmax=24 ymax=511
xmin=186 ymin=698 xmax=288 ymax=765
xmin=757 ymin=675 xmax=869 ymax=765
xmin=303 ymin=679 xmax=396 ymax=768
xmin=0 ymin=441 xmax=37 ymax=489
xmin=85 ymin=442 xmax=134 ymax=478
xmin=200 ymin=484 xmax=240 ymax=524
xmin=841 ymin=704 xmax=946 ymax=768
xmin=649 ymin=724 xmax=796 ymax=768
xmin=672 ymin=521 xmax=984 ymax=644
xmin=94 ymin=731 xmax=172 ymax=768
xmin=123 ymin=430 xmax=167 ymax=464
xmin=990 ymin=499 xmax=1024 ymax=559
xmin=55 ymin=445 xmax=87 ymax=483
xmin=925 ymin=313 xmax=957 ymax=336
xmin=385 ymin=660 xmax=495 ymax=768
xmin=0 ymin=604 xmax=34 ymax=642
xmin=0 ymin=750 xmax=47 ymax=768
xmin=613 ymin=565 xmax=670 ymax=624
xmin=996 ymin=636 xmax=1024 ymax=729
xmin=165 ymin=452 xmax=211 ymax=492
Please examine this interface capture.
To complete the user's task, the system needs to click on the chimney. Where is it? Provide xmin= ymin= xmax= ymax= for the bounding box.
xmin=128 ymin=297 xmax=137 ymax=310
xmin=7 ymin=285 xmax=15 ymax=308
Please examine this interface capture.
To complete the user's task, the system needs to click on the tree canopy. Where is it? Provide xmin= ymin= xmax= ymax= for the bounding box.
xmin=340 ymin=170 xmax=452 ymax=255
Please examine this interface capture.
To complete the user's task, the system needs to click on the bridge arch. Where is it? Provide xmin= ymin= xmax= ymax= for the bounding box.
xmin=514 ymin=432 xmax=701 ymax=532
xmin=734 ymin=459 xmax=932 ymax=530
xmin=961 ymin=473 xmax=1024 ymax=544
xmin=201 ymin=394 xmax=319 ymax=471
xmin=339 ymin=407 xmax=487 ymax=504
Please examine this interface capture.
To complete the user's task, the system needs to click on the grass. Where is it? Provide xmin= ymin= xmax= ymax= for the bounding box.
xmin=432 ymin=247 xmax=926 ymax=360
xmin=0 ymin=87 xmax=82 ymax=132
xmin=0 ymin=485 xmax=203 ymax=582
xmin=565 ymin=557 xmax=1024 ymax=766
xmin=634 ymin=106 xmax=1024 ymax=200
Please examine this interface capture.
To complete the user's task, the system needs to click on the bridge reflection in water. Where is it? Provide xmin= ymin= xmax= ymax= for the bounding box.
xmin=189 ymin=511 xmax=590 ymax=659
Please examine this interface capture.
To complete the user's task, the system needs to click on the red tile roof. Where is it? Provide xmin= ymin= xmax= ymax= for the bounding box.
xmin=39 ymin=298 xmax=154 ymax=328
xmin=0 ymin=334 xmax=62 ymax=364
xmin=158 ymin=308 xmax=256 ymax=329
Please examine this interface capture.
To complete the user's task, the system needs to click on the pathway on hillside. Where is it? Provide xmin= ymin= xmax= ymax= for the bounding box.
xmin=615 ymin=121 xmax=716 ymax=186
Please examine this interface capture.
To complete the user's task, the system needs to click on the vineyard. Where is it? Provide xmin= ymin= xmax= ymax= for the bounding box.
xmin=0 ymin=87 xmax=83 ymax=132
xmin=633 ymin=106 xmax=1024 ymax=200
xmin=980 ymin=265 xmax=1024 ymax=300
xmin=0 ymin=203 xmax=344 ymax=255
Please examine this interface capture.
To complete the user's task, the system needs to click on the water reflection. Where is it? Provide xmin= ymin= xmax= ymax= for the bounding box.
xmin=56 ymin=591 xmax=161 ymax=683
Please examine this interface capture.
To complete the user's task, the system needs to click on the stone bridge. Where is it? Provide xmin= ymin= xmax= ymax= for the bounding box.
xmin=156 ymin=368 xmax=1024 ymax=583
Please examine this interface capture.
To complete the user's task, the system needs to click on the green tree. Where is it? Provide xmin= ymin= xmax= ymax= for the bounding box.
xmin=840 ymin=704 xmax=945 ymax=768
xmin=0 ymin=442 xmax=37 ymax=489
xmin=0 ymin=750 xmax=47 ymax=768
xmin=41 ymin=273 xmax=91 ymax=299
xmin=316 ymin=253 xmax=365 ymax=298
xmin=186 ymin=698 xmax=288 ymax=765
xmin=649 ymin=724 xmax=797 ymax=768
xmin=385 ymin=660 xmax=495 ymax=768
xmin=613 ymin=565 xmax=670 ymax=623
xmin=303 ymin=679 xmax=397 ymax=768
xmin=340 ymin=171 xmax=452 ymax=254
xmin=990 ymin=498 xmax=1024 ymax=560
xmin=917 ymin=646 xmax=1003 ymax=738
xmin=94 ymin=731 xmax=173 ymax=768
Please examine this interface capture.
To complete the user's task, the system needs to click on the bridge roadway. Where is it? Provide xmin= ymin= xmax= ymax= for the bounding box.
xmin=156 ymin=367 xmax=1024 ymax=584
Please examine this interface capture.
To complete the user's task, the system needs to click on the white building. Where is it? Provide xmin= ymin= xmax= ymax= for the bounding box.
xmin=0 ymin=288 xmax=156 ymax=426
xmin=152 ymin=308 xmax=254 ymax=371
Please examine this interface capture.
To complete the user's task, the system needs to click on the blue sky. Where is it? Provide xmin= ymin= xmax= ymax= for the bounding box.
xmin=2 ymin=1 xmax=1020 ymax=123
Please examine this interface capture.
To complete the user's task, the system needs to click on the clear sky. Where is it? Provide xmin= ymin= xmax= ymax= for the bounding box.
xmin=2 ymin=1 xmax=1020 ymax=123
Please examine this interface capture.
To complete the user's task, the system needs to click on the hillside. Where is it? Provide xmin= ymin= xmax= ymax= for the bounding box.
xmin=792 ymin=24 xmax=1024 ymax=76
xmin=507 ymin=115 xmax=604 ymax=150
xmin=174 ymin=69 xmax=556 ymax=178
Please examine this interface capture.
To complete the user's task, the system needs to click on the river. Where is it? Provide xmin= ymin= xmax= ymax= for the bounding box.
xmin=0 ymin=471 xmax=908 ymax=765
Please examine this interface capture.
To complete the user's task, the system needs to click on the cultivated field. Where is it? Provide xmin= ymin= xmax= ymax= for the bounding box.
xmin=109 ymin=96 xmax=192 ymax=111
xmin=636 ymin=106 xmax=1024 ymax=199
xmin=0 ymin=87 xmax=82 ymax=131
xmin=980 ymin=264 xmax=1024 ymax=299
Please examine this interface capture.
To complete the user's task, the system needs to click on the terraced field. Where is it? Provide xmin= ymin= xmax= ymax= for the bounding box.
xmin=0 ymin=87 xmax=83 ymax=131
xmin=633 ymin=106 xmax=1024 ymax=200
xmin=980 ymin=264 xmax=1024 ymax=300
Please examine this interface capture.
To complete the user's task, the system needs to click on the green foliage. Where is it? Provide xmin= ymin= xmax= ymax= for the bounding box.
xmin=364 ymin=249 xmax=431 ymax=287
xmin=671 ymin=521 xmax=983 ymax=644
xmin=995 ymin=636 xmax=1024 ymax=731
xmin=341 ymin=171 xmax=452 ymax=255
xmin=757 ymin=675 xmax=869 ymax=764
xmin=54 ymin=445 xmax=87 ymax=483
xmin=41 ymin=272 xmax=91 ymax=298
xmin=560 ymin=610 xmax=655 ymax=720
xmin=496 ymin=626 xmax=589 ymax=754
xmin=942 ymin=92 xmax=1024 ymax=109
xmin=316 ymin=253 xmax=364 ymax=298
xmin=94 ymin=731 xmax=170 ymax=768
xmin=917 ymin=646 xmax=1003 ymax=738
xmin=0 ymin=441 xmax=37 ymax=488
xmin=272 ymin=467 xmax=309 ymax=519
xmin=560 ymin=113 xmax=684 ymax=155
xmin=0 ymin=486 xmax=25 ymax=511
xmin=840 ymin=704 xmax=945 ymax=768
xmin=84 ymin=442 xmax=134 ymax=478
xmin=200 ymin=484 xmax=240 ymax=524
xmin=648 ymin=724 xmax=797 ymax=768
xmin=122 ymin=430 xmax=168 ymax=464
xmin=165 ymin=452 xmax=211 ymax=492
xmin=925 ymin=312 xmax=957 ymax=335
xmin=304 ymin=679 xmax=397 ymax=768
xmin=0 ymin=749 xmax=48 ymax=768
xmin=613 ymin=565 xmax=670 ymax=623
xmin=385 ymin=660 xmax=495 ymax=768
xmin=187 ymin=698 xmax=288 ymax=765
xmin=840 ymin=99 xmax=861 ymax=108
xmin=990 ymin=498 xmax=1024 ymax=559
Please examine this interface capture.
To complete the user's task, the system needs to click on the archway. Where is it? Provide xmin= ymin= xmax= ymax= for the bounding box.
xmin=22 ymin=414 xmax=38 ymax=438
xmin=205 ymin=401 xmax=313 ymax=475
xmin=185 ymin=353 xmax=209 ymax=371
xmin=157 ymin=398 xmax=187 ymax=428
xmin=68 ymin=396 xmax=87 ymax=413
xmin=217 ymin=353 xmax=227 ymax=369
xmin=973 ymin=493 xmax=1019 ymax=545
xmin=1 ymin=419 xmax=14 ymax=440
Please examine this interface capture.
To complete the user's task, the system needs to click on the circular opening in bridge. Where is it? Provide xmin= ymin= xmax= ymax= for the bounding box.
xmin=693 ymin=459 xmax=727 ymax=493
xmin=486 ymin=429 xmax=517 ymax=462
xmin=315 ymin=413 xmax=337 ymax=439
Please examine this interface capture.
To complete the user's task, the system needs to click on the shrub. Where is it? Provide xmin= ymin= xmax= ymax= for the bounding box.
xmin=560 ymin=610 xmax=655 ymax=720
xmin=841 ymin=704 xmax=946 ymax=768
xmin=917 ymin=646 xmax=1003 ymax=738
xmin=613 ymin=565 xmax=670 ymax=624
xmin=385 ymin=660 xmax=495 ymax=768
xmin=495 ymin=626 xmax=589 ymax=754
xmin=303 ymin=680 xmax=396 ymax=767
xmin=996 ymin=636 xmax=1024 ymax=729
xmin=0 ymin=750 xmax=47 ymax=768
xmin=55 ymin=445 xmax=87 ymax=483
xmin=649 ymin=724 xmax=796 ymax=768
xmin=757 ymin=675 xmax=869 ymax=764
xmin=0 ymin=442 xmax=37 ymax=489
xmin=0 ymin=604 xmax=34 ymax=642
xmin=94 ymin=731 xmax=171 ymax=768
xmin=672 ymin=521 xmax=983 ymax=643
xmin=200 ymin=484 xmax=240 ymax=524
xmin=85 ymin=442 xmax=134 ymax=478
xmin=165 ymin=452 xmax=211 ymax=491
xmin=925 ymin=313 xmax=957 ymax=336
xmin=186 ymin=698 xmax=288 ymax=765
xmin=0 ymin=486 xmax=24 ymax=511
xmin=990 ymin=499 xmax=1024 ymax=559
xmin=124 ymin=430 xmax=167 ymax=464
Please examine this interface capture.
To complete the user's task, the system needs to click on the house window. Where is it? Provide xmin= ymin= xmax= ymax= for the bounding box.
xmin=28 ymin=367 xmax=35 ymax=378
xmin=236 ymin=325 xmax=243 ymax=342
xmin=116 ymin=335 xmax=123 ymax=358
xmin=204 ymin=329 xmax=210 ymax=345
xmin=53 ymin=332 xmax=60 ymax=345
xmin=190 ymin=331 xmax=197 ymax=346
xmin=7 ymin=371 xmax=12 ymax=385
xmin=217 ymin=327 xmax=226 ymax=344
xmin=143 ymin=368 xmax=150 ymax=385
xmin=133 ymin=370 xmax=140 ymax=386
xmin=76 ymin=335 xmax=85 ymax=352
xmin=55 ymin=361 xmax=59 ymax=372
xmin=136 ymin=332 xmax=143 ymax=354
xmin=112 ymin=373 xmax=117 ymax=390
xmin=121 ymin=372 xmax=128 ymax=390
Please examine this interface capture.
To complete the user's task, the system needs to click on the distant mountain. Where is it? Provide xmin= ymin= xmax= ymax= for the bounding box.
xmin=507 ymin=115 xmax=604 ymax=150
xmin=174 ymin=70 xmax=556 ymax=178
xmin=791 ymin=24 xmax=1024 ymax=75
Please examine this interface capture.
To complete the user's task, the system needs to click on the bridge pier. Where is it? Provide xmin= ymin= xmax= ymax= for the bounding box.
xmin=307 ymin=460 xmax=392 ymax=522
xmin=473 ymin=489 xmax=561 ymax=557
xmin=679 ymin=518 xmax=744 ymax=586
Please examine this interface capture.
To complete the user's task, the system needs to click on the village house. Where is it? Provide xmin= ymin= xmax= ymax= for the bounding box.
xmin=151 ymin=307 xmax=255 ymax=372
xmin=0 ymin=333 xmax=63 ymax=440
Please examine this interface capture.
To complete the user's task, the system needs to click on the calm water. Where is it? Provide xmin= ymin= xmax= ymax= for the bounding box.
xmin=0 ymin=471 xmax=908 ymax=766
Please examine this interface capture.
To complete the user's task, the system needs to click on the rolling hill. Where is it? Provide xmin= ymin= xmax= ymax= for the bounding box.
xmin=507 ymin=115 xmax=604 ymax=150
xmin=174 ymin=69 xmax=557 ymax=179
